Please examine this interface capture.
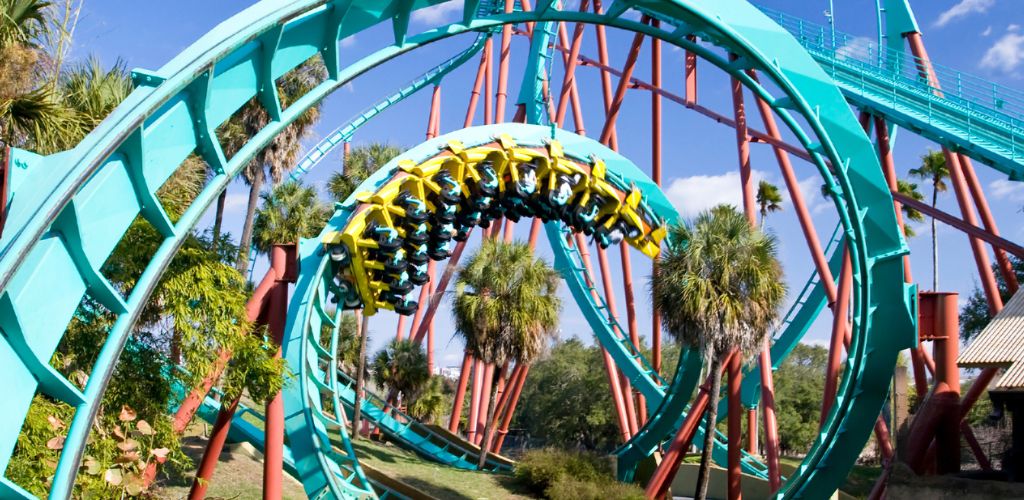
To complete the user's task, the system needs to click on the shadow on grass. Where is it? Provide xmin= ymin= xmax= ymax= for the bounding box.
xmin=399 ymin=476 xmax=475 ymax=500
xmin=351 ymin=440 xmax=401 ymax=464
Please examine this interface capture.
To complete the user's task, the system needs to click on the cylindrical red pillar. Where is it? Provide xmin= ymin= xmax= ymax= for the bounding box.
xmin=448 ymin=351 xmax=474 ymax=433
xmin=188 ymin=396 xmax=241 ymax=500
xmin=467 ymin=359 xmax=485 ymax=442
xmin=727 ymin=353 xmax=743 ymax=500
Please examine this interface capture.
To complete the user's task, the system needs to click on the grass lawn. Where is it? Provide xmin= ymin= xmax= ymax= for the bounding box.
xmin=151 ymin=433 xmax=307 ymax=500
xmin=779 ymin=457 xmax=881 ymax=499
xmin=351 ymin=439 xmax=538 ymax=500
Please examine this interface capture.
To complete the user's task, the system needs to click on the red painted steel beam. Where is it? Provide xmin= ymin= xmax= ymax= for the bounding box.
xmin=822 ymin=248 xmax=852 ymax=425
xmin=759 ymin=339 xmax=781 ymax=493
xmin=645 ymin=353 xmax=734 ymax=500
xmin=651 ymin=20 xmax=664 ymax=379
xmin=494 ymin=0 xmax=515 ymax=123
xmin=448 ymin=351 xmax=473 ymax=433
xmin=598 ymin=20 xmax=648 ymax=144
xmin=959 ymin=154 xmax=1019 ymax=292
xmin=591 ymin=0 xmax=618 ymax=149
xmin=891 ymin=191 xmax=1024 ymax=259
xmin=190 ymin=245 xmax=295 ymax=499
xmin=554 ymin=0 xmax=590 ymax=133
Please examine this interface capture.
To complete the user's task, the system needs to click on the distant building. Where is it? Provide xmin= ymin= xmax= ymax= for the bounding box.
xmin=433 ymin=366 xmax=462 ymax=380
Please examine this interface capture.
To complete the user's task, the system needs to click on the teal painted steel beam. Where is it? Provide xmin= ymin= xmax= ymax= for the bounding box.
xmin=0 ymin=1 xmax=916 ymax=498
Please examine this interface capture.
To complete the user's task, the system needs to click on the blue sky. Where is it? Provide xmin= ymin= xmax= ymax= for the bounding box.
xmin=68 ymin=0 xmax=1024 ymax=369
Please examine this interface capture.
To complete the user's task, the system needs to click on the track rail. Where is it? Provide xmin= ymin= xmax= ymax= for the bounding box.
xmin=0 ymin=2 xmax=915 ymax=498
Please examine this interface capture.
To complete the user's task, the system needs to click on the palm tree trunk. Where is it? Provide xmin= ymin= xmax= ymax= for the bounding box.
xmin=352 ymin=312 xmax=370 ymax=440
xmin=694 ymin=356 xmax=723 ymax=500
xmin=211 ymin=189 xmax=227 ymax=251
xmin=477 ymin=382 xmax=500 ymax=470
xmin=931 ymin=186 xmax=938 ymax=291
xmin=236 ymin=175 xmax=263 ymax=273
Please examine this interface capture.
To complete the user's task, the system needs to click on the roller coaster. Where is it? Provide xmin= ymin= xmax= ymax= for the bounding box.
xmin=0 ymin=0 xmax=1021 ymax=498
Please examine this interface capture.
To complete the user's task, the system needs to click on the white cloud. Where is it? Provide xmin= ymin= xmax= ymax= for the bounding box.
xmin=982 ymin=26 xmax=993 ymax=37
xmin=223 ymin=192 xmax=248 ymax=212
xmin=411 ymin=0 xmax=463 ymax=25
xmin=795 ymin=175 xmax=832 ymax=215
xmin=980 ymin=30 xmax=1024 ymax=74
xmin=934 ymin=0 xmax=994 ymax=28
xmin=835 ymin=36 xmax=876 ymax=62
xmin=990 ymin=179 xmax=1024 ymax=200
xmin=664 ymin=170 xmax=767 ymax=217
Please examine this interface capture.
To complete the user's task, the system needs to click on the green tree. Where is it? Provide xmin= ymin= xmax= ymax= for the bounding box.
xmin=228 ymin=59 xmax=328 ymax=272
xmin=251 ymin=180 xmax=331 ymax=254
xmin=896 ymin=179 xmax=925 ymax=238
xmin=909 ymin=150 xmax=949 ymax=290
xmin=0 ymin=0 xmax=64 ymax=147
xmin=514 ymin=338 xmax=622 ymax=451
xmin=960 ymin=257 xmax=1024 ymax=344
xmin=755 ymin=180 xmax=783 ymax=227
xmin=650 ymin=205 xmax=786 ymax=500
xmin=327 ymin=143 xmax=404 ymax=202
xmin=371 ymin=339 xmax=431 ymax=410
xmin=407 ymin=376 xmax=450 ymax=424
xmin=773 ymin=343 xmax=829 ymax=455
xmin=454 ymin=240 xmax=561 ymax=469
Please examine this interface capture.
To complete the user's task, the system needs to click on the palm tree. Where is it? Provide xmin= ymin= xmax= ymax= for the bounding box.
xmin=897 ymin=179 xmax=925 ymax=238
xmin=756 ymin=180 xmax=783 ymax=227
xmin=0 ymin=0 xmax=77 ymax=151
xmin=327 ymin=143 xmax=404 ymax=202
xmin=251 ymin=180 xmax=331 ymax=254
xmin=909 ymin=150 xmax=949 ymax=290
xmin=230 ymin=59 xmax=328 ymax=272
xmin=453 ymin=240 xmax=561 ymax=469
xmin=650 ymin=205 xmax=786 ymax=500
xmin=408 ymin=376 xmax=449 ymax=424
xmin=371 ymin=339 xmax=431 ymax=413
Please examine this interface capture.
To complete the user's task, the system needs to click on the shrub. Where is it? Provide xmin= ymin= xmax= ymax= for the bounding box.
xmin=513 ymin=448 xmax=623 ymax=498
xmin=545 ymin=477 xmax=645 ymax=500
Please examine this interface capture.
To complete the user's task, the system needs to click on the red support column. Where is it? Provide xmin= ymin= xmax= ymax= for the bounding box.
xmin=645 ymin=354 xmax=733 ymax=500
xmin=448 ymin=351 xmax=474 ymax=433
xmin=959 ymin=154 xmax=1019 ymax=293
xmin=494 ymin=0 xmax=515 ymax=123
xmin=188 ymin=396 xmax=240 ymax=500
xmin=263 ymin=246 xmax=296 ymax=500
xmin=412 ymin=236 xmax=471 ymax=344
xmin=476 ymin=363 xmax=496 ymax=444
xmin=494 ymin=364 xmax=530 ymax=453
xmin=822 ymin=248 xmax=852 ymax=424
xmin=554 ymin=0 xmax=590 ymax=132
xmin=575 ymin=234 xmax=631 ymax=440
xmin=598 ymin=26 xmax=646 ymax=144
xmin=759 ymin=340 xmax=781 ymax=493
xmin=190 ymin=245 xmax=294 ymax=499
xmin=651 ymin=19 xmax=663 ymax=378
xmin=729 ymin=68 xmax=756 ymax=227
xmin=728 ymin=354 xmax=743 ymax=500
xmin=684 ymin=37 xmax=697 ymax=107
xmin=468 ymin=359 xmax=485 ymax=442
xmin=595 ymin=245 xmax=640 ymax=436
xmin=591 ymin=0 xmax=618 ymax=149
xmin=483 ymin=37 xmax=494 ymax=126
xmin=746 ymin=408 xmax=757 ymax=454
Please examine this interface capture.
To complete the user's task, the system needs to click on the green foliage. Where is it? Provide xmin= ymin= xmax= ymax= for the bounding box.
xmin=756 ymin=180 xmax=783 ymax=226
xmin=896 ymin=179 xmax=925 ymax=237
xmin=773 ymin=343 xmax=829 ymax=455
xmin=328 ymin=143 xmax=404 ymax=202
xmin=513 ymin=448 xmax=640 ymax=499
xmin=252 ymin=179 xmax=331 ymax=254
xmin=407 ymin=376 xmax=450 ymax=424
xmin=371 ymin=339 xmax=431 ymax=403
xmin=454 ymin=240 xmax=562 ymax=366
xmin=960 ymin=257 xmax=1023 ymax=344
xmin=652 ymin=205 xmax=787 ymax=360
xmin=221 ymin=329 xmax=289 ymax=403
xmin=162 ymin=257 xmax=252 ymax=386
xmin=544 ymin=477 xmax=645 ymax=500
xmin=514 ymin=338 xmax=622 ymax=451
